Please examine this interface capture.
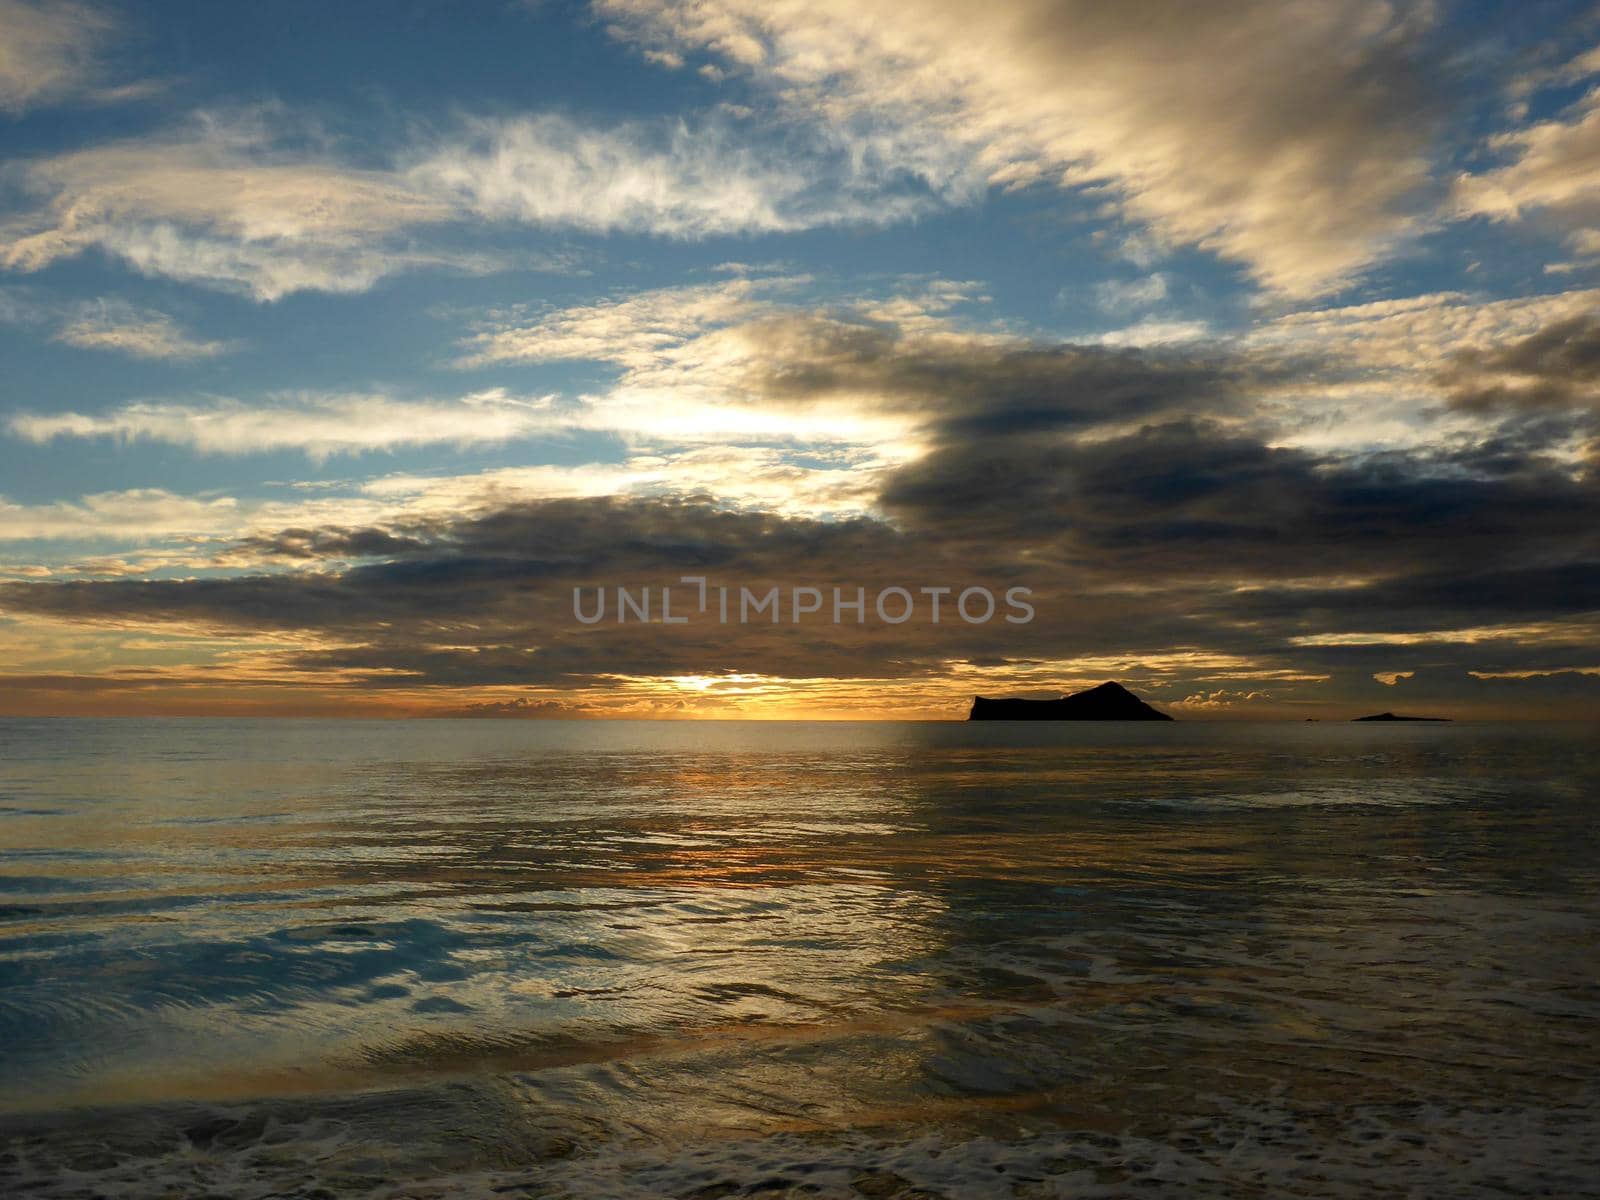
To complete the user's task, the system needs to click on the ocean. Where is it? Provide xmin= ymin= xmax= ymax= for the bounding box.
xmin=1 ymin=718 xmax=1597 ymax=1198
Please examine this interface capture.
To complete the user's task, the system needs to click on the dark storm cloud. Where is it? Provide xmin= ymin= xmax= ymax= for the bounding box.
xmin=243 ymin=527 xmax=434 ymax=559
xmin=0 ymin=489 xmax=1205 ymax=687
xmin=3 ymin=439 xmax=1593 ymax=699
xmin=7 ymin=497 xmax=916 ymax=635
xmin=734 ymin=312 xmax=1261 ymax=436
xmin=244 ymin=494 xmax=898 ymax=575
xmin=1237 ymin=562 xmax=1600 ymax=626
xmin=5 ymin=493 xmax=1066 ymax=687
xmin=882 ymin=418 xmax=1600 ymax=582
xmin=0 ymin=574 xmax=362 ymax=630
xmin=1439 ymin=311 xmax=1600 ymax=413
xmin=3 ymin=324 xmax=1598 ymax=711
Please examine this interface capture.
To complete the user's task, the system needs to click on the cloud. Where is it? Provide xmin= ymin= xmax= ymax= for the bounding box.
xmin=356 ymin=445 xmax=886 ymax=520
xmin=882 ymin=414 xmax=1600 ymax=587
xmin=1253 ymin=289 xmax=1600 ymax=372
xmin=1095 ymin=318 xmax=1212 ymax=348
xmin=0 ymin=103 xmax=965 ymax=299
xmin=0 ymin=287 xmax=235 ymax=361
xmin=1454 ymin=84 xmax=1600 ymax=254
xmin=441 ymin=696 xmax=592 ymax=718
xmin=457 ymin=274 xmax=800 ymax=368
xmin=7 ymin=388 xmax=563 ymax=459
xmin=1244 ymin=287 xmax=1600 ymax=452
xmin=1094 ymin=274 xmax=1168 ymax=314
xmin=0 ymin=488 xmax=239 ymax=541
xmin=0 ymin=109 xmax=476 ymax=300
xmin=0 ymin=442 xmax=891 ymax=549
xmin=1507 ymin=41 xmax=1600 ymax=101
xmin=1369 ymin=666 xmax=1600 ymax=714
xmin=6 ymin=281 xmax=1599 ymax=713
xmin=5 ymin=346 xmax=1596 ymax=705
xmin=0 ymin=0 xmax=110 ymax=114
xmin=0 ymin=448 xmax=1591 ymax=713
xmin=459 ymin=277 xmax=1002 ymax=450
xmin=0 ymin=4 xmax=1522 ymax=310
xmin=54 ymin=300 xmax=234 ymax=360
xmin=456 ymin=273 xmax=1242 ymax=454
xmin=1178 ymin=688 xmax=1271 ymax=710
xmin=408 ymin=112 xmax=966 ymax=240
xmin=1438 ymin=311 xmax=1600 ymax=412
xmin=0 ymin=493 xmax=1084 ymax=701
xmin=598 ymin=0 xmax=1446 ymax=296
xmin=718 ymin=313 xmax=1252 ymax=440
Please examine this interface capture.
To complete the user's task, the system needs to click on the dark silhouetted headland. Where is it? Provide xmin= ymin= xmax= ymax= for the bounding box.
xmin=969 ymin=681 xmax=1174 ymax=721
xmin=1352 ymin=712 xmax=1452 ymax=722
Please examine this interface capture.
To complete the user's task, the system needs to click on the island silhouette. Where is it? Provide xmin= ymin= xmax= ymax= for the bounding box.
xmin=969 ymin=681 xmax=1174 ymax=720
xmin=1352 ymin=712 xmax=1452 ymax=722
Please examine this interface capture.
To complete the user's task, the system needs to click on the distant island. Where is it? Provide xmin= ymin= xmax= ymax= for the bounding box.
xmin=969 ymin=681 xmax=1174 ymax=721
xmin=1352 ymin=712 xmax=1452 ymax=722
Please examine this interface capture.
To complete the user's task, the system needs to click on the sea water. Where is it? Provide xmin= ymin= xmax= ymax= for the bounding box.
xmin=1 ymin=718 xmax=1597 ymax=1197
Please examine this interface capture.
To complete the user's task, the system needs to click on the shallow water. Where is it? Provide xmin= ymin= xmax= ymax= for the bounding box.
xmin=1 ymin=718 xmax=1598 ymax=1198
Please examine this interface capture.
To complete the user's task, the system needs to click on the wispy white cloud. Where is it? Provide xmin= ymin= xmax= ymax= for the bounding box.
xmin=407 ymin=112 xmax=970 ymax=238
xmin=24 ymin=277 xmax=1585 ymax=483
xmin=1247 ymin=286 xmax=1600 ymax=452
xmin=54 ymin=300 xmax=234 ymax=360
xmin=0 ymin=488 xmax=238 ymax=541
xmin=457 ymin=273 xmax=803 ymax=368
xmin=6 ymin=280 xmax=996 ymax=530
xmin=1095 ymin=318 xmax=1211 ymax=347
xmin=1 ymin=103 xmax=969 ymax=299
xmin=1252 ymin=287 xmax=1600 ymax=371
xmin=0 ymin=287 xmax=233 ymax=360
xmin=1507 ymin=41 xmax=1600 ymax=103
xmin=0 ymin=109 xmax=485 ymax=300
xmin=0 ymin=0 xmax=111 ymax=114
xmin=597 ymin=0 xmax=1444 ymax=297
xmin=0 ymin=439 xmax=888 ymax=547
xmin=1094 ymin=274 xmax=1169 ymax=314
xmin=1454 ymin=84 xmax=1600 ymax=257
xmin=8 ymin=389 xmax=564 ymax=459
xmin=356 ymin=444 xmax=885 ymax=519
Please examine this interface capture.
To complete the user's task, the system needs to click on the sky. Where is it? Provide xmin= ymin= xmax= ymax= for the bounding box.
xmin=1 ymin=0 xmax=1598 ymax=720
